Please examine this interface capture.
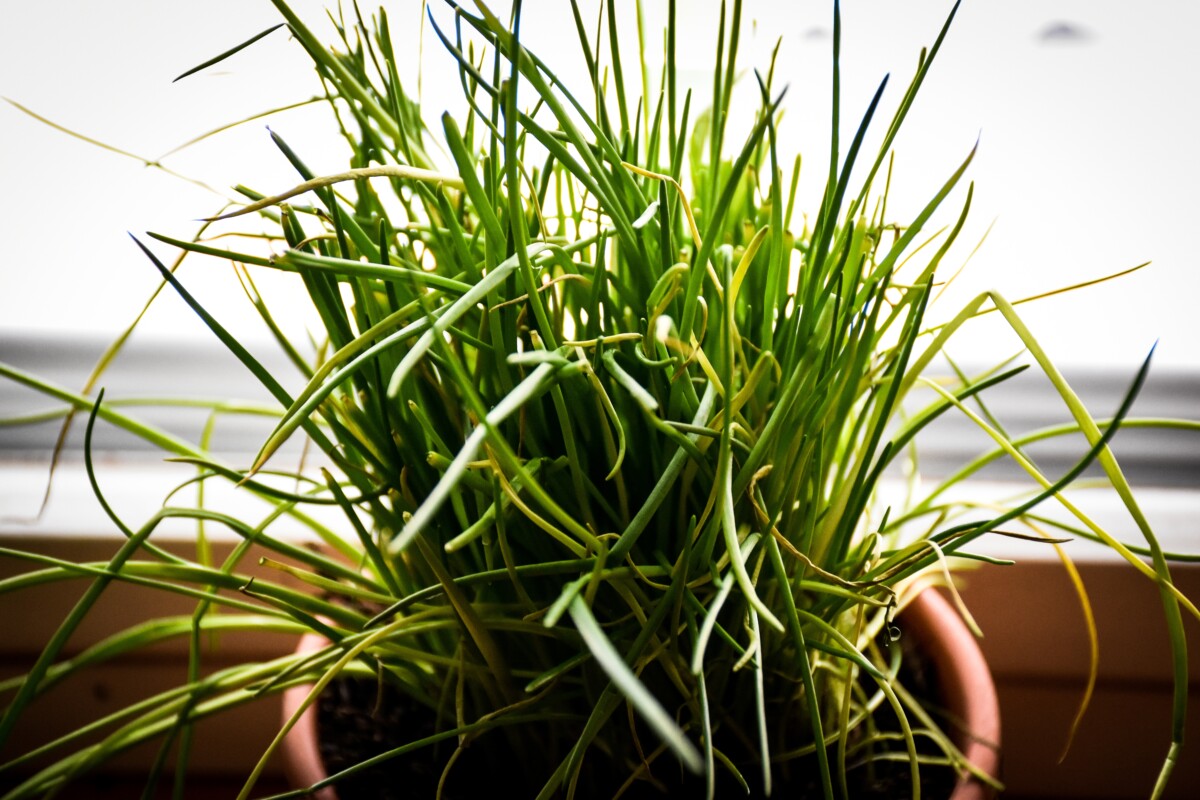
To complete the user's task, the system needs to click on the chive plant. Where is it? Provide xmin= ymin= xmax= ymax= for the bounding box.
xmin=1 ymin=1 xmax=1195 ymax=798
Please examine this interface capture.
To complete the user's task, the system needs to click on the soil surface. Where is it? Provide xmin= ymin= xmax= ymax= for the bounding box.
xmin=316 ymin=640 xmax=960 ymax=800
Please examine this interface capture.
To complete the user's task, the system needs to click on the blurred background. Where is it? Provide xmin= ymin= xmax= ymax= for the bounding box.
xmin=3 ymin=0 xmax=1198 ymax=498
xmin=1 ymin=0 xmax=1198 ymax=370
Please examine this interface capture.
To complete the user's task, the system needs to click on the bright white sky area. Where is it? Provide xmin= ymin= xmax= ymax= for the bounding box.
xmin=2 ymin=1 xmax=1197 ymax=371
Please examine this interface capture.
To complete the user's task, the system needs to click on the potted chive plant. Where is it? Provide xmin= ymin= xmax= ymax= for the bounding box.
xmin=1 ymin=1 xmax=1194 ymax=798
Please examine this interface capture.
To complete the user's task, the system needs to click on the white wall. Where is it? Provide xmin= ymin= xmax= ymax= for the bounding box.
xmin=2 ymin=1 xmax=1196 ymax=370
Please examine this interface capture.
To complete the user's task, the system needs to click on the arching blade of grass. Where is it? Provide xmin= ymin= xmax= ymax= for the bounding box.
xmin=985 ymin=304 xmax=1189 ymax=796
xmin=0 ymin=396 xmax=147 ymax=747
xmin=130 ymin=236 xmax=341 ymax=459
xmin=210 ymin=165 xmax=465 ymax=221
xmin=2 ymin=98 xmax=219 ymax=192
xmin=568 ymin=595 xmax=702 ymax=774
xmin=173 ymin=23 xmax=287 ymax=83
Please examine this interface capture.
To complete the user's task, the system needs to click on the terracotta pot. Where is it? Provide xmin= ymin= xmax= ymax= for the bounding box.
xmin=280 ymin=587 xmax=1000 ymax=799
xmin=900 ymin=587 xmax=1002 ymax=800
xmin=279 ymin=634 xmax=337 ymax=800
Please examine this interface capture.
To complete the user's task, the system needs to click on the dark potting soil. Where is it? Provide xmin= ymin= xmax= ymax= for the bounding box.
xmin=316 ymin=644 xmax=960 ymax=800
xmin=317 ymin=677 xmax=544 ymax=799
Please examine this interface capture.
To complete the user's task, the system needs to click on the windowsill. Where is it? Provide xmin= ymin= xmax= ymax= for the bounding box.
xmin=4 ymin=456 xmax=1193 ymax=557
xmin=0 ymin=458 xmax=337 ymax=543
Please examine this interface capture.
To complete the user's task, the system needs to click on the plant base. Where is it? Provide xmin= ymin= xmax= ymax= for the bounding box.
xmin=281 ymin=588 xmax=999 ymax=799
